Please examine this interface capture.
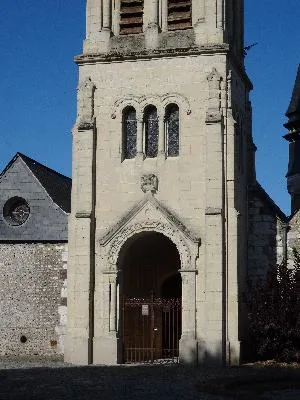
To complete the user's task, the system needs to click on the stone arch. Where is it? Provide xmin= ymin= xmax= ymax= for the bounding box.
xmin=111 ymin=97 xmax=141 ymax=120
xmin=161 ymin=93 xmax=191 ymax=116
xmin=107 ymin=221 xmax=192 ymax=271
xmin=139 ymin=95 xmax=163 ymax=116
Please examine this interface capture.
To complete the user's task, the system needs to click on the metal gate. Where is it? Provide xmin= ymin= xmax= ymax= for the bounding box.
xmin=123 ymin=294 xmax=181 ymax=363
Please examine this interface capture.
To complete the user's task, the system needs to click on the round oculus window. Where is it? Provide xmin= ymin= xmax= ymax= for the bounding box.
xmin=3 ymin=197 xmax=30 ymax=226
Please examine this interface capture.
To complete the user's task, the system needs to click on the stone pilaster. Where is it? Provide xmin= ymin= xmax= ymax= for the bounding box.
xmin=65 ymin=127 xmax=95 ymax=365
xmin=192 ymin=0 xmax=205 ymax=26
xmin=161 ymin=0 xmax=168 ymax=31
xmin=65 ymin=78 xmax=96 ymax=365
xmin=83 ymin=0 xmax=102 ymax=54
xmin=201 ymin=68 xmax=225 ymax=365
xmin=113 ymin=0 xmax=121 ymax=36
xmin=225 ymin=108 xmax=241 ymax=365
xmin=145 ymin=0 xmax=159 ymax=49
xmin=93 ymin=270 xmax=119 ymax=365
xmin=179 ymin=269 xmax=198 ymax=364
xmin=84 ymin=0 xmax=111 ymax=54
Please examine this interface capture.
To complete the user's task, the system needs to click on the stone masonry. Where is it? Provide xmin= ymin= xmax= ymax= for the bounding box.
xmin=66 ymin=0 xmax=251 ymax=366
xmin=0 ymin=243 xmax=67 ymax=357
xmin=0 ymin=153 xmax=70 ymax=357
xmin=248 ymin=184 xmax=287 ymax=280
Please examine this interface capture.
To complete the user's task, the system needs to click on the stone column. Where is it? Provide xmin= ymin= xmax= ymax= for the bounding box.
xmin=97 ymin=0 xmax=112 ymax=53
xmin=102 ymin=0 xmax=111 ymax=29
xmin=158 ymin=110 xmax=166 ymax=160
xmin=151 ymin=0 xmax=159 ymax=25
xmin=161 ymin=0 xmax=168 ymax=32
xmin=145 ymin=0 xmax=159 ymax=49
xmin=136 ymin=114 xmax=144 ymax=163
xmin=109 ymin=275 xmax=117 ymax=332
xmin=216 ymin=0 xmax=223 ymax=29
xmin=113 ymin=0 xmax=121 ymax=36
xmin=179 ymin=269 xmax=197 ymax=364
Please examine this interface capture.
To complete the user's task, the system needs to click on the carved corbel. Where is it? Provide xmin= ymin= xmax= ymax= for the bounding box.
xmin=76 ymin=77 xmax=96 ymax=130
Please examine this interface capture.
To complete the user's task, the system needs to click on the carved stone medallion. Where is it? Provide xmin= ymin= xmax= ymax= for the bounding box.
xmin=141 ymin=174 xmax=158 ymax=194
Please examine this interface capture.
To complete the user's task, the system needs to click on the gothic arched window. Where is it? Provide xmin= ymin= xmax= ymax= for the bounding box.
xmin=144 ymin=105 xmax=159 ymax=158
xmin=123 ymin=106 xmax=137 ymax=159
xmin=166 ymin=104 xmax=179 ymax=157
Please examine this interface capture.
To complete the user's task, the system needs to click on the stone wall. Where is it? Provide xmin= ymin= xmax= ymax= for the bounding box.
xmin=287 ymin=210 xmax=300 ymax=268
xmin=0 ymin=242 xmax=67 ymax=357
xmin=248 ymin=187 xmax=286 ymax=281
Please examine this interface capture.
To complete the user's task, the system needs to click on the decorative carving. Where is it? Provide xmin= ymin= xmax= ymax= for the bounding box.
xmin=99 ymin=195 xmax=200 ymax=246
xmin=76 ymin=77 xmax=96 ymax=130
xmin=107 ymin=221 xmax=192 ymax=270
xmin=206 ymin=68 xmax=222 ymax=123
xmin=141 ymin=174 xmax=158 ymax=194
xmin=111 ymin=93 xmax=191 ymax=120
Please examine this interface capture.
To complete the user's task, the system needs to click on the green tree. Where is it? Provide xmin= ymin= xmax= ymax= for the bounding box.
xmin=247 ymin=249 xmax=300 ymax=362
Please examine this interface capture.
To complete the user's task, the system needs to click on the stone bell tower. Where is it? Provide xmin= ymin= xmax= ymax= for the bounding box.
xmin=65 ymin=0 xmax=253 ymax=366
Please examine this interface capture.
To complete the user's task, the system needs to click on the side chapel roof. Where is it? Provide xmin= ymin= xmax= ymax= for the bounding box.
xmin=250 ymin=181 xmax=288 ymax=222
xmin=0 ymin=153 xmax=72 ymax=213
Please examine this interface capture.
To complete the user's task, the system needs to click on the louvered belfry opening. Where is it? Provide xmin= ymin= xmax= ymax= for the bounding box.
xmin=168 ymin=0 xmax=192 ymax=31
xmin=120 ymin=0 xmax=144 ymax=35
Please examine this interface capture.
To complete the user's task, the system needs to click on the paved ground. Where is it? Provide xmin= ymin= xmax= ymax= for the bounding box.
xmin=1 ymin=359 xmax=300 ymax=400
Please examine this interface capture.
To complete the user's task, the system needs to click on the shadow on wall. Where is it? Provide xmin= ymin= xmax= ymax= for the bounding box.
xmin=247 ymin=184 xmax=287 ymax=282
xmin=196 ymin=341 xmax=224 ymax=367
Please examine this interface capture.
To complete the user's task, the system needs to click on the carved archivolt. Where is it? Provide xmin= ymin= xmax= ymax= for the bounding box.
xmin=111 ymin=93 xmax=191 ymax=119
xmin=107 ymin=221 xmax=192 ymax=270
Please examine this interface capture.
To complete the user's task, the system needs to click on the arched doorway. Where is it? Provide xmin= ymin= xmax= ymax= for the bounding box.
xmin=119 ymin=232 xmax=182 ymax=363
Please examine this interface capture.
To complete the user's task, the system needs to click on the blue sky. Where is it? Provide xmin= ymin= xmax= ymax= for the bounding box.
xmin=0 ymin=1 xmax=299 ymax=214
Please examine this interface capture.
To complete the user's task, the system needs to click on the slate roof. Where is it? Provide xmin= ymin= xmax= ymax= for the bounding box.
xmin=0 ymin=153 xmax=72 ymax=213
xmin=285 ymin=64 xmax=300 ymax=128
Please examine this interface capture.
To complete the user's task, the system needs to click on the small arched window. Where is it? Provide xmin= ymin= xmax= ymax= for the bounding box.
xmin=165 ymin=104 xmax=179 ymax=157
xmin=144 ymin=105 xmax=159 ymax=158
xmin=123 ymin=106 xmax=137 ymax=159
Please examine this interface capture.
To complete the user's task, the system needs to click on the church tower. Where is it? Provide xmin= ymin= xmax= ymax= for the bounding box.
xmin=284 ymin=65 xmax=300 ymax=214
xmin=66 ymin=0 xmax=253 ymax=366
